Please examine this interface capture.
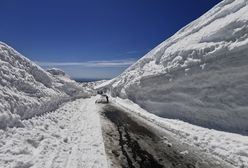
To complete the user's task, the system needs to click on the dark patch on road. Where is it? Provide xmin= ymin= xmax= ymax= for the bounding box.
xmin=103 ymin=105 xmax=163 ymax=167
xmin=100 ymin=104 xmax=231 ymax=168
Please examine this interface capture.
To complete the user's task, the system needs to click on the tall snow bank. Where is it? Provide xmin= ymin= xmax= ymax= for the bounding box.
xmin=0 ymin=42 xmax=87 ymax=129
xmin=98 ymin=0 xmax=248 ymax=135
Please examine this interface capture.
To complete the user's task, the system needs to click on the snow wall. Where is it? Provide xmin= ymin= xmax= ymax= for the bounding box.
xmin=0 ymin=42 xmax=88 ymax=129
xmin=98 ymin=0 xmax=248 ymax=135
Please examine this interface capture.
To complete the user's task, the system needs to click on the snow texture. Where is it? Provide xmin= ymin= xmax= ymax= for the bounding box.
xmin=0 ymin=97 xmax=108 ymax=168
xmin=81 ymin=80 xmax=108 ymax=96
xmin=47 ymin=68 xmax=66 ymax=76
xmin=97 ymin=0 xmax=248 ymax=135
xmin=0 ymin=42 xmax=88 ymax=129
xmin=113 ymin=97 xmax=248 ymax=168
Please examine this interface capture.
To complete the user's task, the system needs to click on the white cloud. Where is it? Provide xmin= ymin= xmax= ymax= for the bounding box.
xmin=36 ymin=58 xmax=136 ymax=68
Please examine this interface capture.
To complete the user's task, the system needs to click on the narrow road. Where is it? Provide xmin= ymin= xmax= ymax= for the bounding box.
xmin=0 ymin=97 xmax=234 ymax=168
xmin=100 ymin=104 xmax=232 ymax=168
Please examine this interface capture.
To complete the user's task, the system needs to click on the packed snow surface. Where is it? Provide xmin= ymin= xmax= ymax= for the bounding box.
xmin=0 ymin=97 xmax=108 ymax=168
xmin=97 ymin=0 xmax=248 ymax=134
xmin=113 ymin=97 xmax=248 ymax=168
xmin=0 ymin=42 xmax=88 ymax=129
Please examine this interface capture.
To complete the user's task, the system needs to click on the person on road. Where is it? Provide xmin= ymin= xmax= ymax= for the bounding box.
xmin=102 ymin=94 xmax=109 ymax=103
xmin=106 ymin=95 xmax=109 ymax=103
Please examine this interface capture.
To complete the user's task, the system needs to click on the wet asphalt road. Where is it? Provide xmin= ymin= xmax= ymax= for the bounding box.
xmin=100 ymin=104 xmax=232 ymax=168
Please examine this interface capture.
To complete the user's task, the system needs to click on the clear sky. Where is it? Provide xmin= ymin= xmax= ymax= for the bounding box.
xmin=0 ymin=0 xmax=222 ymax=79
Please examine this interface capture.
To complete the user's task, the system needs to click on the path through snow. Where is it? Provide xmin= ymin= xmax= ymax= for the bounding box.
xmin=0 ymin=97 xmax=108 ymax=168
xmin=100 ymin=104 xmax=233 ymax=168
xmin=0 ymin=96 xmax=246 ymax=168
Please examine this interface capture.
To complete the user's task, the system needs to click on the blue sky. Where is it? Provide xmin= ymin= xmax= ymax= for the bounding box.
xmin=0 ymin=0 xmax=221 ymax=79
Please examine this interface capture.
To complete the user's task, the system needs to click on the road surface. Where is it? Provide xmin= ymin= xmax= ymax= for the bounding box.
xmin=100 ymin=104 xmax=232 ymax=168
xmin=0 ymin=97 xmax=234 ymax=168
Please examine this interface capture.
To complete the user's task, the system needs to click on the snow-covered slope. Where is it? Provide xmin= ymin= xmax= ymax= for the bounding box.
xmin=97 ymin=0 xmax=248 ymax=135
xmin=0 ymin=42 xmax=87 ymax=129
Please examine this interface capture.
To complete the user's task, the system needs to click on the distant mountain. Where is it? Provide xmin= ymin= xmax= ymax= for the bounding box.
xmin=73 ymin=78 xmax=110 ymax=83
xmin=97 ymin=0 xmax=248 ymax=135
